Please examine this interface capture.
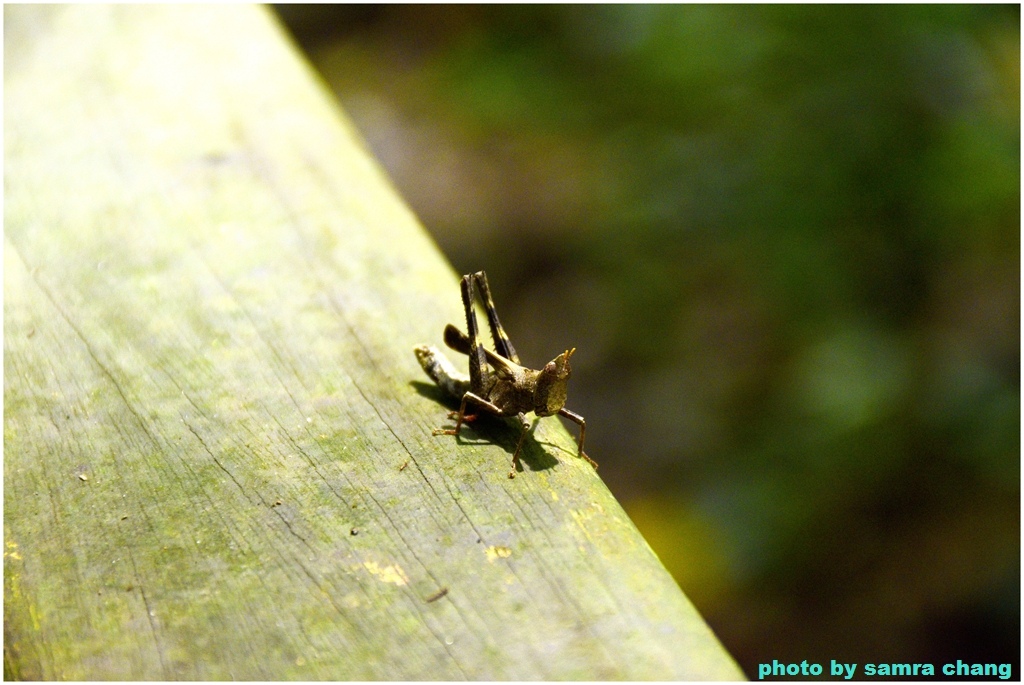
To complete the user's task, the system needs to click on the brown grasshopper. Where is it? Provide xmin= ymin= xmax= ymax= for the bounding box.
xmin=414 ymin=271 xmax=597 ymax=478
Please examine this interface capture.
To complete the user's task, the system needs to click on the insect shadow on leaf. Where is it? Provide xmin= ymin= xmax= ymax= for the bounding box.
xmin=414 ymin=271 xmax=598 ymax=479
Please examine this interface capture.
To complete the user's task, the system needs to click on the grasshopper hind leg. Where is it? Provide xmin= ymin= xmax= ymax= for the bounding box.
xmin=470 ymin=271 xmax=520 ymax=364
xmin=460 ymin=274 xmax=490 ymax=395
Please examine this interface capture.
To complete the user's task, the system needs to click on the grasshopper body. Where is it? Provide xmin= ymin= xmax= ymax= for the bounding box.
xmin=415 ymin=271 xmax=596 ymax=478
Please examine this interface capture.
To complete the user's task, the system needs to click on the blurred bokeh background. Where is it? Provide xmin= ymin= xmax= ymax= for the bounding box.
xmin=275 ymin=5 xmax=1019 ymax=676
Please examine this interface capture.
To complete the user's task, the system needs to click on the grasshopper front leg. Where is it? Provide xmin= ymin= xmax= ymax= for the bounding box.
xmin=432 ymin=391 xmax=501 ymax=438
xmin=558 ymin=407 xmax=598 ymax=470
xmin=432 ymin=395 xmax=531 ymax=479
xmin=508 ymin=412 xmax=532 ymax=479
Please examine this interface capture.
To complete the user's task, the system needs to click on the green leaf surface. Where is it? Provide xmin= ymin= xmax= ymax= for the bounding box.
xmin=4 ymin=5 xmax=743 ymax=680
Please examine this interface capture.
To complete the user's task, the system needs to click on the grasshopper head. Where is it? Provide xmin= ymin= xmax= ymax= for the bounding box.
xmin=534 ymin=348 xmax=574 ymax=417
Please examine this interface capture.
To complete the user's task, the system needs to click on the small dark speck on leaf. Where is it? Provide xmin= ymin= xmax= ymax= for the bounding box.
xmin=399 ymin=460 xmax=409 ymax=471
xmin=350 ymin=528 xmax=359 ymax=536
xmin=202 ymin=151 xmax=230 ymax=165
xmin=27 ymin=328 xmax=35 ymax=338
xmin=78 ymin=473 xmax=89 ymax=482
xmin=120 ymin=515 xmax=128 ymax=520
xmin=272 ymin=500 xmax=283 ymax=507
xmin=425 ymin=587 xmax=449 ymax=603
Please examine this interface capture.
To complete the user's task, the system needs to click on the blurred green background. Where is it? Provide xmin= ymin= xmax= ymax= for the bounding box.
xmin=275 ymin=5 xmax=1019 ymax=675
